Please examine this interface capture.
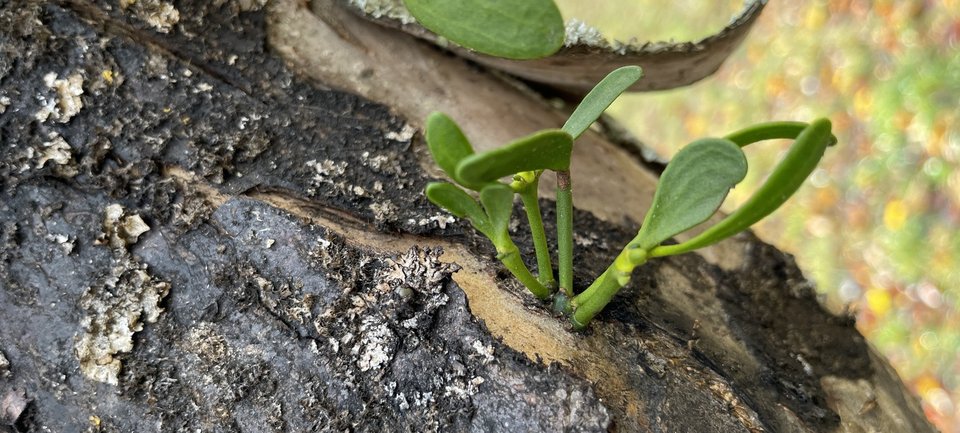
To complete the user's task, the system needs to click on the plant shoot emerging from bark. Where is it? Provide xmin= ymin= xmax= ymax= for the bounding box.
xmin=407 ymin=1 xmax=835 ymax=328
xmin=424 ymin=66 xmax=835 ymax=328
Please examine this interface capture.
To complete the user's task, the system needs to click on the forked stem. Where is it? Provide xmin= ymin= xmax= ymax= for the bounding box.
xmin=571 ymin=245 xmax=647 ymax=328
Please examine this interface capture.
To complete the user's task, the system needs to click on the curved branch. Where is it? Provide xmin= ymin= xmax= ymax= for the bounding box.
xmin=340 ymin=0 xmax=767 ymax=95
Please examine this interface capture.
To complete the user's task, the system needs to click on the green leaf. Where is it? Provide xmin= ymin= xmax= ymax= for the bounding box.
xmin=425 ymin=112 xmax=488 ymax=190
xmin=634 ymin=138 xmax=747 ymax=250
xmin=425 ymin=182 xmax=487 ymax=228
xmin=457 ymin=129 xmax=573 ymax=185
xmin=724 ymin=120 xmax=838 ymax=148
xmin=479 ymin=183 xmax=515 ymax=244
xmin=652 ymin=119 xmax=834 ymax=257
xmin=402 ymin=0 xmax=564 ymax=60
xmin=562 ymin=66 xmax=643 ymax=139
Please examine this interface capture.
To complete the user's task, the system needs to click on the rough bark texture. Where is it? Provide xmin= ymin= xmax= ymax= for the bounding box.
xmin=0 ymin=1 xmax=937 ymax=432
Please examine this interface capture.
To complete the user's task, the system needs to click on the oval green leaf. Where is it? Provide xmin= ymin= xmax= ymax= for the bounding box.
xmin=456 ymin=129 xmax=573 ymax=185
xmin=425 ymin=182 xmax=487 ymax=229
xmin=426 ymin=112 xmax=489 ymax=190
xmin=652 ymin=118 xmax=834 ymax=257
xmin=562 ymin=66 xmax=643 ymax=139
xmin=479 ymin=183 xmax=515 ymax=245
xmin=402 ymin=0 xmax=565 ymax=60
xmin=634 ymin=138 xmax=747 ymax=250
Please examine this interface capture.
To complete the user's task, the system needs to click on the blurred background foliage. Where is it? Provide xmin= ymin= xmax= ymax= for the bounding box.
xmin=554 ymin=0 xmax=960 ymax=430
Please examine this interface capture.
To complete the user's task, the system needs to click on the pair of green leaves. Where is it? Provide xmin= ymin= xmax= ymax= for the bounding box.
xmin=570 ymin=119 xmax=835 ymax=326
xmin=450 ymin=65 xmax=644 ymax=182
xmin=423 ymin=112 xmax=572 ymax=248
xmin=402 ymin=0 xmax=565 ymax=60
xmin=426 ymin=65 xmax=643 ymax=187
xmin=630 ymin=119 xmax=835 ymax=260
xmin=425 ymin=182 xmax=514 ymax=247
xmin=424 ymin=112 xmax=574 ymax=189
xmin=424 ymin=65 xmax=645 ymax=235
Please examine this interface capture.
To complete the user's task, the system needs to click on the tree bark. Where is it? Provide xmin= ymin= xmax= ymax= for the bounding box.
xmin=0 ymin=1 xmax=936 ymax=432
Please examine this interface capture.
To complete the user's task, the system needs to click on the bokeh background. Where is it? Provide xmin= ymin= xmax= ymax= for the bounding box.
xmin=554 ymin=0 xmax=960 ymax=431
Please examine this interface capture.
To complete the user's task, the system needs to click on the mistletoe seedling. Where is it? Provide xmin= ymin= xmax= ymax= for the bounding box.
xmin=425 ymin=114 xmax=575 ymax=299
xmin=567 ymin=119 xmax=835 ymax=327
xmin=404 ymin=0 xmax=836 ymax=328
xmin=423 ymin=66 xmax=835 ymax=329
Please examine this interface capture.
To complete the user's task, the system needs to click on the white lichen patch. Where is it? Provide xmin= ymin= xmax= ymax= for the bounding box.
xmin=36 ymin=72 xmax=84 ymax=123
xmin=122 ymin=0 xmax=180 ymax=33
xmin=0 ymin=96 xmax=10 ymax=114
xmin=508 ymin=216 xmax=521 ymax=232
xmin=385 ymin=123 xmax=417 ymax=142
xmin=411 ymin=391 xmax=435 ymax=407
xmin=306 ymin=159 xmax=346 ymax=179
xmin=36 ymin=134 xmax=73 ymax=168
xmin=563 ymin=19 xmax=609 ymax=48
xmin=443 ymin=375 xmax=485 ymax=398
xmin=315 ymin=247 xmax=461 ymax=374
xmin=44 ymin=233 xmax=75 ymax=255
xmin=408 ymin=214 xmax=455 ymax=229
xmin=347 ymin=0 xmax=415 ymax=24
xmin=573 ymin=231 xmax=607 ymax=249
xmin=305 ymin=159 xmax=353 ymax=196
xmin=368 ymin=200 xmax=398 ymax=224
xmin=74 ymin=257 xmax=170 ymax=385
xmin=97 ymin=204 xmax=151 ymax=249
xmin=471 ymin=340 xmax=495 ymax=364
xmin=395 ymin=392 xmax=410 ymax=410
xmin=0 ymin=350 xmax=9 ymax=378
xmin=0 ymin=389 xmax=28 ymax=425
xmin=375 ymin=247 xmax=457 ymax=296
xmin=355 ymin=316 xmax=393 ymax=372
xmin=361 ymin=152 xmax=390 ymax=171
xmin=194 ymin=82 xmax=213 ymax=93
xmin=361 ymin=151 xmax=403 ymax=176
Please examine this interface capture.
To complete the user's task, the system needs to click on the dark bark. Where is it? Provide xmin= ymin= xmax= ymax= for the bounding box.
xmin=0 ymin=1 xmax=936 ymax=432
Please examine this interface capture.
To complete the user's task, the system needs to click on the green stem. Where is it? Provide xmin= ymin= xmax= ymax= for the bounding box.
xmin=724 ymin=120 xmax=838 ymax=148
xmin=518 ymin=182 xmax=556 ymax=290
xmin=497 ymin=239 xmax=551 ymax=300
xmin=571 ymin=246 xmax=647 ymax=328
xmin=556 ymin=170 xmax=574 ymax=296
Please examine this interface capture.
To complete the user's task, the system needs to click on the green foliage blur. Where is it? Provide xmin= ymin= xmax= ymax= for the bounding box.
xmin=556 ymin=0 xmax=960 ymax=430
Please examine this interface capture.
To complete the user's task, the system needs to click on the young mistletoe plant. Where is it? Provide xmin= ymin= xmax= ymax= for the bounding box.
xmin=424 ymin=65 xmax=837 ymax=329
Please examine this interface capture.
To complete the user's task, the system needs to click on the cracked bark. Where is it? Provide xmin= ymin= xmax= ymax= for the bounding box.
xmin=0 ymin=1 xmax=936 ymax=432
